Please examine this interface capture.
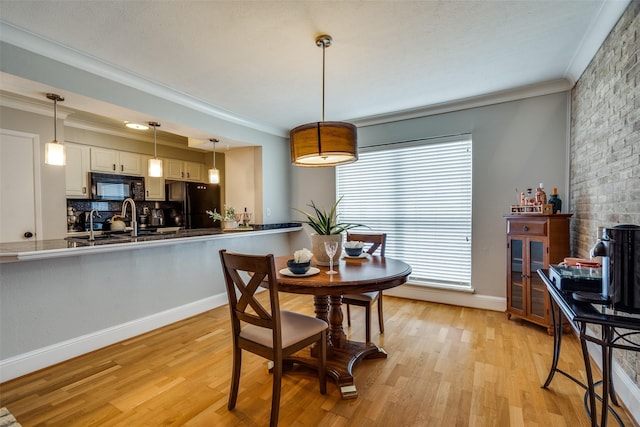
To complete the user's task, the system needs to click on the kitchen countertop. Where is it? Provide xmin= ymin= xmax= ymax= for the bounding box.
xmin=0 ymin=223 xmax=302 ymax=262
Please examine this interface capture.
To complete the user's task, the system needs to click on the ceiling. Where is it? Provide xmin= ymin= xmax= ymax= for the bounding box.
xmin=0 ymin=1 xmax=631 ymax=147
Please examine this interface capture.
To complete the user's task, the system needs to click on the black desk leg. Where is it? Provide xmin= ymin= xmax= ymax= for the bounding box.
xmin=543 ymin=298 xmax=562 ymax=388
xmin=580 ymin=323 xmax=598 ymax=427
xmin=604 ymin=326 xmax=619 ymax=406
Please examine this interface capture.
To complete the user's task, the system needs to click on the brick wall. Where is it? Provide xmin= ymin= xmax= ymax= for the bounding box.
xmin=570 ymin=1 xmax=639 ymax=386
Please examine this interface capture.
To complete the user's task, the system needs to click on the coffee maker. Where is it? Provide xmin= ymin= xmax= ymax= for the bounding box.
xmin=590 ymin=224 xmax=640 ymax=312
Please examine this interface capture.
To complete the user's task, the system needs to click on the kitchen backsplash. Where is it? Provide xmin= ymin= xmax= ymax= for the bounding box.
xmin=66 ymin=199 xmax=182 ymax=232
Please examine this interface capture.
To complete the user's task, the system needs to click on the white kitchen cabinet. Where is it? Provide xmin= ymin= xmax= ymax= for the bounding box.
xmin=184 ymin=161 xmax=203 ymax=181
xmin=165 ymin=158 xmax=184 ymax=180
xmin=164 ymin=159 xmax=204 ymax=182
xmin=143 ymin=155 xmax=165 ymax=201
xmin=65 ymin=143 xmax=90 ymax=198
xmin=90 ymin=147 xmax=142 ymax=175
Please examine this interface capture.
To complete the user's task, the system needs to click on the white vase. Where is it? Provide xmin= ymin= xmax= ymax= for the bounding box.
xmin=222 ymin=220 xmax=238 ymax=229
xmin=310 ymin=234 xmax=343 ymax=266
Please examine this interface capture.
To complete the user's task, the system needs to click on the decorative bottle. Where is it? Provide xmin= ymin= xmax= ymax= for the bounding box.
xmin=535 ymin=183 xmax=547 ymax=205
xmin=548 ymin=187 xmax=562 ymax=214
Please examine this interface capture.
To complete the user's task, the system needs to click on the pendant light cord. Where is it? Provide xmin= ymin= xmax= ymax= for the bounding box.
xmin=153 ymin=125 xmax=157 ymax=158
xmin=321 ymin=39 xmax=326 ymax=122
xmin=53 ymin=98 xmax=58 ymax=143
xmin=149 ymin=122 xmax=160 ymax=159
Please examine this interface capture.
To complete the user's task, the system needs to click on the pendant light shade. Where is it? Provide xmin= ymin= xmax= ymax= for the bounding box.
xmin=148 ymin=122 xmax=163 ymax=177
xmin=208 ymin=138 xmax=220 ymax=184
xmin=290 ymin=34 xmax=357 ymax=167
xmin=45 ymin=93 xmax=65 ymax=166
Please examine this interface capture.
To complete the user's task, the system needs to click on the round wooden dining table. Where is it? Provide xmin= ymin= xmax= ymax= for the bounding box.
xmin=274 ymin=255 xmax=412 ymax=399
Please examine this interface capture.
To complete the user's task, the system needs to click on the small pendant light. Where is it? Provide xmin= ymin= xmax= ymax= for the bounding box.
xmin=45 ymin=93 xmax=65 ymax=166
xmin=148 ymin=122 xmax=163 ymax=177
xmin=208 ymin=138 xmax=220 ymax=184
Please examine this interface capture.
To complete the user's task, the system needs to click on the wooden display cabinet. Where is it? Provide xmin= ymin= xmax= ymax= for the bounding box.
xmin=505 ymin=214 xmax=572 ymax=333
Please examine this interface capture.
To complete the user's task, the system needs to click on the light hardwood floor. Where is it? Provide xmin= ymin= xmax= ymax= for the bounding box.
xmin=0 ymin=294 xmax=636 ymax=426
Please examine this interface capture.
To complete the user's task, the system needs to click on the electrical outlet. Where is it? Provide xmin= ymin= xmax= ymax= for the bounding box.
xmin=266 ymin=208 xmax=271 ymax=217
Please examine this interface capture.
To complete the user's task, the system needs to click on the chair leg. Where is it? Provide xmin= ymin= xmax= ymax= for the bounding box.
xmin=346 ymin=303 xmax=352 ymax=326
xmin=270 ymin=358 xmax=282 ymax=427
xmin=365 ymin=304 xmax=371 ymax=343
xmin=378 ymin=293 xmax=384 ymax=333
xmin=228 ymin=346 xmax=242 ymax=410
xmin=319 ymin=331 xmax=327 ymax=395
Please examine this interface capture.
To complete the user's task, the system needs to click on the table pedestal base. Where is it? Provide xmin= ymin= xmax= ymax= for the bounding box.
xmin=286 ymin=340 xmax=387 ymax=399
xmin=285 ymin=294 xmax=387 ymax=399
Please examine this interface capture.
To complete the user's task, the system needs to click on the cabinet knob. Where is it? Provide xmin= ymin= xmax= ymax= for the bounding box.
xmin=523 ymin=226 xmax=529 ymax=231
xmin=112 ymin=164 xmax=116 ymax=171
xmin=24 ymin=231 xmax=33 ymax=238
xmin=82 ymin=186 xmax=86 ymax=194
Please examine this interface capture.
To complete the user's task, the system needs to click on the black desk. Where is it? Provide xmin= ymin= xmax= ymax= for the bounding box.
xmin=537 ymin=269 xmax=640 ymax=427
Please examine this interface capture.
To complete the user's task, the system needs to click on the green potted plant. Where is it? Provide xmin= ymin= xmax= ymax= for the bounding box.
xmin=207 ymin=205 xmax=238 ymax=229
xmin=293 ymin=196 xmax=366 ymax=265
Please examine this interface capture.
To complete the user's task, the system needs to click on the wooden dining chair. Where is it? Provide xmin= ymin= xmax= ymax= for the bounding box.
xmin=219 ymin=249 xmax=327 ymax=427
xmin=343 ymin=232 xmax=387 ymax=343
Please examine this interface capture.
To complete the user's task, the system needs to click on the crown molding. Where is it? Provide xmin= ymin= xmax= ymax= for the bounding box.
xmin=0 ymin=91 xmax=191 ymax=149
xmin=63 ymin=118 xmax=190 ymax=150
xmin=563 ymin=0 xmax=632 ymax=83
xmin=352 ymin=79 xmax=573 ymax=127
xmin=0 ymin=20 xmax=284 ymax=137
xmin=0 ymin=91 xmax=69 ymax=120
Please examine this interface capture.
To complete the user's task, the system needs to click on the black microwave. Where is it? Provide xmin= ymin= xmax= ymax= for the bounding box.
xmin=90 ymin=172 xmax=145 ymax=201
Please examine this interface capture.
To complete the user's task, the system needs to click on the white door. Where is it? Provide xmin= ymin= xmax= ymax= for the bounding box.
xmin=0 ymin=130 xmax=41 ymax=243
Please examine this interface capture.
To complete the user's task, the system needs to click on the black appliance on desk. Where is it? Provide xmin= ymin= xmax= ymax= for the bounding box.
xmin=589 ymin=224 xmax=640 ymax=313
xmin=548 ymin=265 xmax=602 ymax=293
xmin=166 ymin=180 xmax=220 ymax=229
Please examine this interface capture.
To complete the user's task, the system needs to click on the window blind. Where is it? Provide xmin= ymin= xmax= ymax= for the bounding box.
xmin=336 ymin=136 xmax=472 ymax=288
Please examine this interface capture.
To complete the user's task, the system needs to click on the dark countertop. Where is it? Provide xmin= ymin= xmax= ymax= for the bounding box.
xmin=0 ymin=223 xmax=302 ymax=262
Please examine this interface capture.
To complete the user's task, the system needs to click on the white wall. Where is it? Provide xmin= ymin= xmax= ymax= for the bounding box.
xmin=290 ymin=92 xmax=570 ymax=302
xmin=0 ymin=231 xmax=297 ymax=380
xmin=224 ymin=146 xmax=259 ymax=221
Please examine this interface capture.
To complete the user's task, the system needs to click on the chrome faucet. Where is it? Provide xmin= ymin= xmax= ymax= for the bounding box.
xmin=89 ymin=209 xmax=101 ymax=241
xmin=121 ymin=198 xmax=138 ymax=237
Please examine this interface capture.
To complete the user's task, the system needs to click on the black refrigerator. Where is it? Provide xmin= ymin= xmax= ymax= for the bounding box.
xmin=166 ymin=181 xmax=220 ymax=229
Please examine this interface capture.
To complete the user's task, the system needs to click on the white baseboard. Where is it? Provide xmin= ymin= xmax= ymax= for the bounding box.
xmin=0 ymin=293 xmax=229 ymax=383
xmin=586 ymin=341 xmax=640 ymax=424
xmin=384 ymin=283 xmax=506 ymax=312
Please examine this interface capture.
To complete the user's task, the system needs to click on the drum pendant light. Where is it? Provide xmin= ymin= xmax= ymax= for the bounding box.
xmin=148 ymin=122 xmax=163 ymax=177
xmin=208 ymin=138 xmax=220 ymax=184
xmin=290 ymin=34 xmax=357 ymax=167
xmin=45 ymin=93 xmax=65 ymax=166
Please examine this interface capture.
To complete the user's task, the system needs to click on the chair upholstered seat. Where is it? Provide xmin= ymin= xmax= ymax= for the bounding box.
xmin=341 ymin=291 xmax=378 ymax=302
xmin=240 ymin=310 xmax=329 ymax=349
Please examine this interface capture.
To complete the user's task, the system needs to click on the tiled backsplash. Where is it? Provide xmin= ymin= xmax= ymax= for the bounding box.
xmin=66 ymin=199 xmax=182 ymax=232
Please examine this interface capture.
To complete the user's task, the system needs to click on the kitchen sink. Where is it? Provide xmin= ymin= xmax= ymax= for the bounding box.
xmin=66 ymin=235 xmax=114 ymax=240
xmin=65 ymin=234 xmax=131 ymax=244
xmin=65 ymin=227 xmax=182 ymax=247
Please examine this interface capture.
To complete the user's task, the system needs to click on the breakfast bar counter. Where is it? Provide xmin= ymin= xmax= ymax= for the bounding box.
xmin=0 ymin=223 xmax=301 ymax=262
xmin=0 ymin=224 xmax=302 ymax=382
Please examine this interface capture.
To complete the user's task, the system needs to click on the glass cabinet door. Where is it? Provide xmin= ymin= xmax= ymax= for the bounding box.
xmin=528 ymin=239 xmax=546 ymax=319
xmin=509 ymin=238 xmax=524 ymax=313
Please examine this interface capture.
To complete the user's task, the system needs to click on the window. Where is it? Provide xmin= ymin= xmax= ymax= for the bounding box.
xmin=336 ymin=135 xmax=472 ymax=289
